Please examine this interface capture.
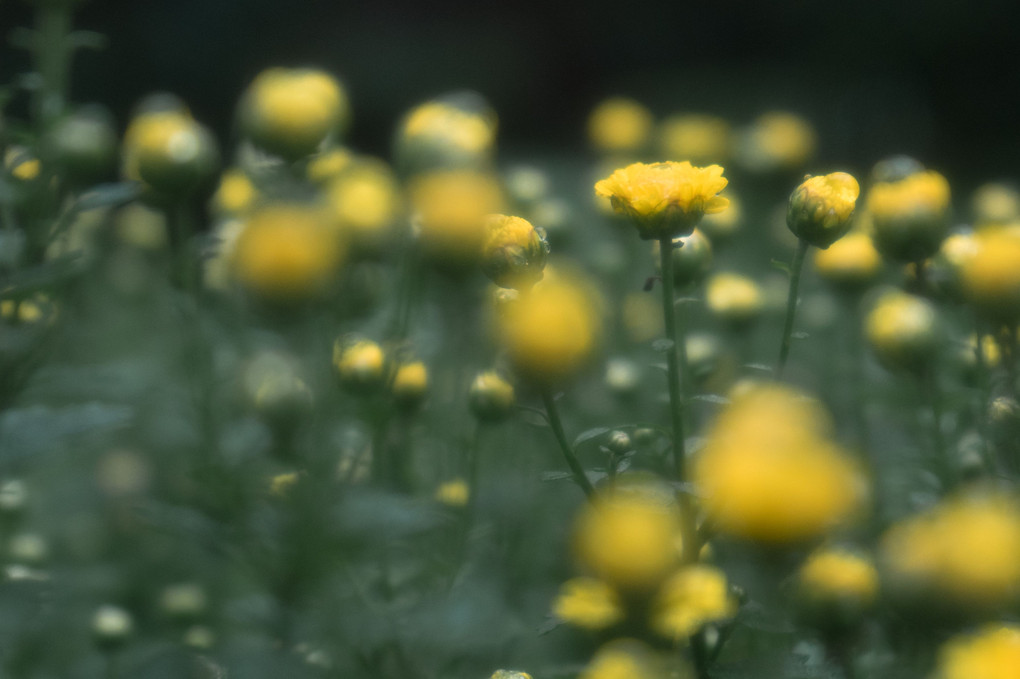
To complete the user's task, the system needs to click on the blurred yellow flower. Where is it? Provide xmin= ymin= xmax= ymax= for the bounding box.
xmin=587 ymin=98 xmax=653 ymax=154
xmin=125 ymin=110 xmax=218 ymax=195
xmin=409 ymin=170 xmax=505 ymax=266
xmin=494 ymin=274 xmax=600 ymax=384
xmin=210 ymin=168 xmax=257 ymax=216
xmin=572 ymin=484 xmax=684 ymax=590
xmin=787 ymin=172 xmax=860 ymax=249
xmin=391 ymin=361 xmax=428 ymax=406
xmin=326 ymin=160 xmax=402 ymax=255
xmin=693 ymin=384 xmax=865 ymax=543
xmin=306 ymin=147 xmax=355 ymax=184
xmin=468 ymin=371 xmax=516 ymax=422
xmin=865 ymin=290 xmax=940 ymax=372
xmin=813 ymin=231 xmax=882 ymax=291
xmin=650 ymin=565 xmax=737 ymax=640
xmin=481 ymin=214 xmax=549 ymax=290
xmin=553 ymin=577 xmax=625 ymax=630
xmin=402 ymin=101 xmax=496 ymax=155
xmin=737 ymin=111 xmax=816 ymax=172
xmin=867 ymin=170 xmax=951 ymax=262
xmin=959 ymin=226 xmax=1020 ymax=319
xmin=659 ymin=114 xmax=731 ymax=165
xmin=4 ymin=147 xmax=41 ymax=181
xmin=240 ymin=67 xmax=348 ymax=160
xmin=269 ymin=472 xmax=301 ymax=498
xmin=881 ymin=490 xmax=1020 ymax=611
xmin=971 ymin=182 xmax=1020 ymax=227
xmin=333 ymin=339 xmax=387 ymax=390
xmin=705 ymin=272 xmax=763 ymax=326
xmin=797 ymin=547 xmax=879 ymax=606
xmin=934 ymin=625 xmax=1020 ymax=679
xmin=490 ymin=672 xmax=532 ymax=679
xmin=595 ymin=161 xmax=729 ymax=240
xmin=580 ymin=639 xmax=664 ymax=679
xmin=231 ymin=203 xmax=343 ymax=300
xmin=435 ymin=478 xmax=469 ymax=507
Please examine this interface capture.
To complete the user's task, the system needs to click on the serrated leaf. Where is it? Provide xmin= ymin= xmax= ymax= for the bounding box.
xmin=651 ymin=339 xmax=675 ymax=353
xmin=572 ymin=427 xmax=610 ymax=449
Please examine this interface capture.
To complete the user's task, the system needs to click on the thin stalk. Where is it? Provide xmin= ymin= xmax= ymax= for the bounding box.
xmin=539 ymin=387 xmax=594 ymax=500
xmin=32 ymin=4 xmax=72 ymax=130
xmin=658 ymin=236 xmax=698 ymax=563
xmin=776 ymin=238 xmax=810 ymax=379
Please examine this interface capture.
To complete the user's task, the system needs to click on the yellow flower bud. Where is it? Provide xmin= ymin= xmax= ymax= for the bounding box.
xmin=971 ymin=182 xmax=1020 ymax=227
xmin=958 ymin=226 xmax=1020 ymax=320
xmin=395 ymin=95 xmax=497 ymax=173
xmin=239 ymin=68 xmax=349 ymax=160
xmin=468 ymin=371 xmax=515 ymax=422
xmin=391 ymin=361 xmax=428 ymax=407
xmin=650 ymin=565 xmax=737 ymax=640
xmin=435 ymin=478 xmax=469 ymax=507
xmin=332 ymin=338 xmax=387 ymax=391
xmin=481 ymin=214 xmax=549 ymax=290
xmin=934 ymin=625 xmax=1020 ymax=679
xmin=658 ymin=114 xmax=731 ymax=165
xmin=553 ymin=577 xmax=625 ymax=630
xmin=580 ymin=639 xmax=665 ymax=679
xmin=210 ymin=168 xmax=257 ymax=216
xmin=865 ymin=290 xmax=940 ymax=372
xmin=812 ymin=231 xmax=882 ymax=292
xmin=705 ymin=272 xmax=763 ymax=327
xmin=409 ymin=170 xmax=505 ymax=267
xmin=326 ymin=159 xmax=402 ymax=256
xmin=736 ymin=111 xmax=816 ymax=172
xmin=126 ymin=111 xmax=219 ymax=196
xmin=595 ymin=161 xmax=729 ymax=240
xmin=795 ymin=547 xmax=878 ymax=630
xmin=587 ymin=97 xmax=653 ymax=154
xmin=867 ymin=170 xmax=951 ymax=263
xmin=786 ymin=172 xmax=860 ymax=249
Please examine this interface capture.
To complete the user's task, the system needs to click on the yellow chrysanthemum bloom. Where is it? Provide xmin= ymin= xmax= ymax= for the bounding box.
xmin=787 ymin=172 xmax=860 ymax=249
xmin=409 ymin=170 xmax=505 ymax=267
xmin=813 ymin=231 xmax=883 ymax=292
xmin=230 ymin=203 xmax=343 ymax=301
xmin=481 ymin=214 xmax=550 ymax=290
xmin=959 ymin=226 xmax=1020 ymax=319
xmin=798 ymin=547 xmax=879 ymax=606
xmin=435 ymin=479 xmax=469 ymax=507
xmin=240 ymin=68 xmax=348 ymax=160
xmin=595 ymin=161 xmax=729 ymax=240
xmin=332 ymin=339 xmax=387 ymax=391
xmin=553 ymin=577 xmax=625 ymax=630
xmin=468 ymin=371 xmax=515 ymax=422
xmin=737 ymin=111 xmax=816 ymax=172
xmin=573 ymin=484 xmax=684 ymax=590
xmin=391 ymin=361 xmax=428 ymax=406
xmin=587 ymin=98 xmax=653 ymax=154
xmin=865 ymin=290 xmax=940 ymax=372
xmin=881 ymin=490 xmax=1020 ymax=611
xmin=580 ymin=639 xmax=664 ymax=679
xmin=326 ymin=160 xmax=402 ymax=255
xmin=125 ymin=110 xmax=219 ymax=195
xmin=494 ymin=274 xmax=600 ymax=384
xmin=693 ymin=384 xmax=865 ymax=543
xmin=659 ymin=114 xmax=731 ymax=165
xmin=651 ymin=565 xmax=737 ymax=640
xmin=934 ymin=625 xmax=1020 ymax=679
xmin=210 ymin=168 xmax=257 ymax=216
xmin=971 ymin=182 xmax=1020 ymax=227
xmin=401 ymin=101 xmax=496 ymax=156
xmin=867 ymin=170 xmax=951 ymax=262
xmin=705 ymin=272 xmax=763 ymax=326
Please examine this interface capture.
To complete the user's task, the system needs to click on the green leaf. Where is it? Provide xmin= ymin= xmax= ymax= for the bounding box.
xmin=0 ymin=402 xmax=133 ymax=461
xmin=74 ymin=182 xmax=141 ymax=211
xmin=572 ymin=427 xmax=610 ymax=449
xmin=651 ymin=338 xmax=675 ymax=353
xmin=771 ymin=258 xmax=792 ymax=275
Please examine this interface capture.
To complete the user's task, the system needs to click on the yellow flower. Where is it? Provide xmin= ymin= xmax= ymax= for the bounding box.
xmin=494 ymin=273 xmax=600 ymax=384
xmin=650 ymin=565 xmax=737 ymax=639
xmin=693 ymin=384 xmax=866 ymax=543
xmin=326 ymin=160 xmax=402 ymax=255
xmin=787 ymin=172 xmax=860 ymax=249
xmin=468 ymin=371 xmax=515 ymax=422
xmin=971 ymin=182 xmax=1020 ymax=227
xmin=572 ymin=483 xmax=684 ymax=590
xmin=797 ymin=547 xmax=879 ymax=606
xmin=125 ymin=110 xmax=219 ymax=195
xmin=580 ymin=639 xmax=664 ymax=679
xmin=659 ymin=114 xmax=731 ymax=165
xmin=4 ymin=147 xmax=41 ymax=181
xmin=736 ymin=111 xmax=816 ymax=172
xmin=705 ymin=272 xmax=763 ymax=326
xmin=230 ymin=203 xmax=343 ymax=301
xmin=490 ymin=672 xmax=532 ymax=679
xmin=587 ymin=98 xmax=653 ymax=154
xmin=401 ymin=101 xmax=496 ymax=156
xmin=595 ymin=161 xmax=729 ymax=239
xmin=210 ymin=169 xmax=257 ymax=216
xmin=409 ymin=170 xmax=505 ymax=267
xmin=481 ymin=214 xmax=549 ymax=290
xmin=959 ymin=226 xmax=1020 ymax=319
xmin=881 ymin=490 xmax=1020 ymax=611
xmin=553 ymin=577 xmax=625 ymax=630
xmin=240 ymin=68 xmax=348 ymax=160
xmin=867 ymin=170 xmax=951 ymax=262
xmin=435 ymin=478 xmax=469 ymax=507
xmin=934 ymin=625 xmax=1020 ymax=679
xmin=333 ymin=339 xmax=387 ymax=391
xmin=813 ymin=231 xmax=883 ymax=291
xmin=391 ymin=361 xmax=428 ymax=406
xmin=865 ymin=290 xmax=940 ymax=372
xmin=306 ymin=148 xmax=355 ymax=184
xmin=0 ymin=293 xmax=54 ymax=325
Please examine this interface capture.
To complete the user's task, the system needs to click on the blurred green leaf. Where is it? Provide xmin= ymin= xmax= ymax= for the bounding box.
xmin=0 ymin=402 xmax=132 ymax=461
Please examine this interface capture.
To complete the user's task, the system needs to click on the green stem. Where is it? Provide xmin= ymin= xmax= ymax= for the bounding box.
xmin=921 ymin=366 xmax=952 ymax=489
xmin=776 ymin=238 xmax=810 ymax=379
xmin=32 ymin=4 xmax=72 ymax=131
xmin=658 ymin=236 xmax=698 ymax=563
xmin=539 ymin=387 xmax=594 ymax=500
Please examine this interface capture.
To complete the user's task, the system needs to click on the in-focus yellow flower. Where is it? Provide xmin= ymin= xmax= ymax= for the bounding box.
xmin=230 ymin=203 xmax=343 ymax=301
xmin=240 ymin=68 xmax=348 ymax=160
xmin=798 ymin=547 xmax=879 ymax=606
xmin=705 ymin=272 xmax=763 ymax=326
xmin=553 ymin=577 xmax=625 ymax=630
xmin=210 ymin=168 xmax=257 ymax=216
xmin=787 ymin=172 xmax=860 ymax=249
xmin=468 ymin=371 xmax=515 ymax=422
xmin=481 ymin=214 xmax=549 ymax=290
xmin=435 ymin=478 xmax=469 ymax=507
xmin=813 ymin=231 xmax=883 ymax=292
xmin=959 ymin=226 xmax=1020 ymax=319
xmin=934 ymin=625 xmax=1020 ymax=679
xmin=595 ymin=161 xmax=729 ymax=240
xmin=580 ymin=639 xmax=664 ymax=679
xmin=694 ymin=384 xmax=865 ymax=543
xmin=409 ymin=170 xmax=505 ymax=267
xmin=867 ymin=170 xmax=951 ymax=262
xmin=971 ymin=182 xmax=1020 ymax=227
xmin=572 ymin=483 xmax=684 ymax=590
xmin=391 ymin=361 xmax=428 ymax=406
xmin=494 ymin=273 xmax=600 ymax=384
xmin=650 ymin=565 xmax=737 ymax=640
xmin=326 ymin=160 xmax=402 ymax=255
xmin=881 ymin=490 xmax=1020 ymax=611
xmin=333 ymin=339 xmax=387 ymax=391
xmin=659 ymin=114 xmax=731 ymax=165
xmin=736 ymin=111 xmax=816 ymax=172
xmin=865 ymin=290 xmax=940 ymax=372
xmin=587 ymin=98 xmax=653 ymax=154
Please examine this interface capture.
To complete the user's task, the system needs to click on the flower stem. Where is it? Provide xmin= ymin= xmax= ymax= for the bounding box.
xmin=539 ymin=387 xmax=594 ymax=500
xmin=777 ymin=238 xmax=810 ymax=379
xmin=32 ymin=4 xmax=72 ymax=131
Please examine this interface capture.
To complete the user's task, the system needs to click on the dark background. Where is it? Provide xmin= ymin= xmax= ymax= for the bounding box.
xmin=4 ymin=0 xmax=1020 ymax=184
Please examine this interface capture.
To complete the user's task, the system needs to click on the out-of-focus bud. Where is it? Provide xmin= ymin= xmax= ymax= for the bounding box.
xmin=394 ymin=92 xmax=497 ymax=174
xmin=159 ymin=583 xmax=207 ymax=621
xmin=870 ymin=155 xmax=925 ymax=183
xmin=0 ymin=480 xmax=27 ymax=515
xmin=658 ymin=114 xmax=731 ymax=165
xmin=209 ymin=168 xmax=257 ymax=217
xmin=92 ymin=605 xmax=134 ymax=650
xmin=44 ymin=106 xmax=117 ymax=184
xmin=391 ymin=361 xmax=428 ymax=409
xmin=795 ymin=546 xmax=878 ymax=632
xmin=490 ymin=670 xmax=533 ymax=679
xmin=333 ymin=338 xmax=388 ymax=392
xmin=125 ymin=110 xmax=219 ymax=197
xmin=325 ymin=159 xmax=402 ymax=257
xmin=606 ymin=431 xmax=633 ymax=456
xmin=705 ymin=272 xmax=763 ymax=328
xmin=6 ymin=533 xmax=49 ymax=565
xmin=959 ymin=226 xmax=1020 ymax=321
xmin=698 ymin=193 xmax=742 ymax=245
xmin=926 ymin=231 xmax=977 ymax=301
xmin=787 ymin=172 xmax=860 ymax=249
xmin=867 ymin=170 xmax=951 ymax=263
xmin=865 ymin=289 xmax=940 ymax=372
xmin=971 ymin=182 xmax=1020 ymax=227
xmin=604 ymin=357 xmax=641 ymax=398
xmin=481 ymin=214 xmax=549 ymax=290
xmin=653 ymin=228 xmax=713 ymax=289
xmin=813 ymin=231 xmax=883 ymax=293
xmin=435 ymin=478 xmax=469 ymax=507
xmin=735 ymin=111 xmax=816 ymax=173
xmin=468 ymin=371 xmax=515 ymax=423
xmin=587 ymin=97 xmax=653 ymax=155
xmin=243 ymin=352 xmax=314 ymax=431
xmin=239 ymin=68 xmax=349 ymax=160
